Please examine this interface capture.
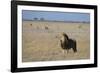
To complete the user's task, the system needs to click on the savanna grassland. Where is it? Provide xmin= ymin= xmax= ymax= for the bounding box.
xmin=22 ymin=21 xmax=90 ymax=62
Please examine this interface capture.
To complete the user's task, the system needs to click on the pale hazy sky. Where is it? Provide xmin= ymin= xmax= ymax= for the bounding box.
xmin=22 ymin=10 xmax=90 ymax=22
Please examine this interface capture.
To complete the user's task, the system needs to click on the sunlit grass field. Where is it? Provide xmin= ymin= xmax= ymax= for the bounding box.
xmin=22 ymin=21 xmax=90 ymax=62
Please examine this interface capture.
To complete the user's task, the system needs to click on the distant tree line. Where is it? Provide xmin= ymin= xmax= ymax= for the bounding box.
xmin=33 ymin=17 xmax=45 ymax=21
xmin=33 ymin=17 xmax=90 ymax=23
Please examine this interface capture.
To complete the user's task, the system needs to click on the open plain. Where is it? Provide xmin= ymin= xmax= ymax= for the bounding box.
xmin=22 ymin=21 xmax=90 ymax=62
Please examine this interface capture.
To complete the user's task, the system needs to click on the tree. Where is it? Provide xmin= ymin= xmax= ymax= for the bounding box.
xmin=40 ymin=17 xmax=45 ymax=21
xmin=34 ymin=17 xmax=38 ymax=21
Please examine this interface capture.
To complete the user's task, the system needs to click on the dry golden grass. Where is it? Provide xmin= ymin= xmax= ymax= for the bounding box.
xmin=22 ymin=21 xmax=90 ymax=62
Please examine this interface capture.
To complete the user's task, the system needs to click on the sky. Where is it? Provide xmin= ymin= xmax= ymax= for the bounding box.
xmin=22 ymin=10 xmax=90 ymax=22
